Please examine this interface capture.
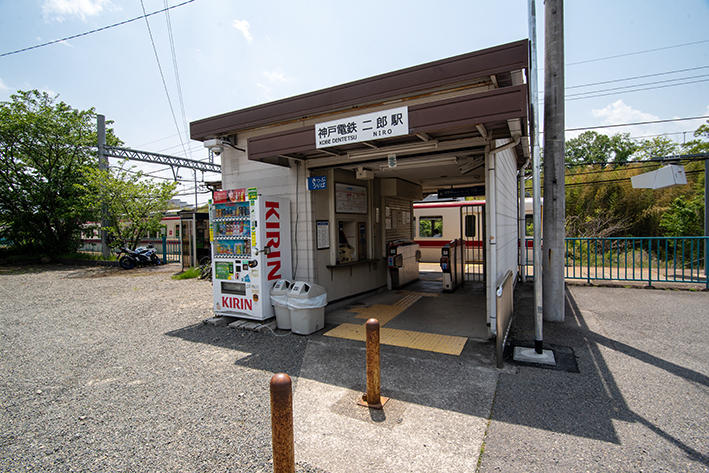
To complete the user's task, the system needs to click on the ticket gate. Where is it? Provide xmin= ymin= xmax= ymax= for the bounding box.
xmin=387 ymin=240 xmax=421 ymax=289
xmin=440 ymin=239 xmax=464 ymax=292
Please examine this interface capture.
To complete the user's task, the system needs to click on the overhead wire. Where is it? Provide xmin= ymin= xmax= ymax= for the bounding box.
xmin=0 ymin=0 xmax=196 ymax=58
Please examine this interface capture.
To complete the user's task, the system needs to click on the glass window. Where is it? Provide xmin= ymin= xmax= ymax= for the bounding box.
xmin=464 ymin=215 xmax=476 ymax=238
xmin=419 ymin=216 xmax=443 ymax=237
xmin=525 ymin=215 xmax=534 ymax=237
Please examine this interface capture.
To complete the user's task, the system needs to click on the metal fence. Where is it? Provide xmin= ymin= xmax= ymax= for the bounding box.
xmin=523 ymin=236 xmax=708 ymax=289
xmin=78 ymin=238 xmax=182 ymax=264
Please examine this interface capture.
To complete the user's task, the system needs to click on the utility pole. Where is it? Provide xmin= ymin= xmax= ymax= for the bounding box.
xmin=97 ymin=115 xmax=111 ymax=259
xmin=543 ymin=0 xmax=565 ymax=322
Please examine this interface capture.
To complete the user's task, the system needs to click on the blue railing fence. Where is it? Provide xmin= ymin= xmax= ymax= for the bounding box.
xmin=78 ymin=236 xmax=181 ymax=264
xmin=523 ymin=236 xmax=708 ymax=289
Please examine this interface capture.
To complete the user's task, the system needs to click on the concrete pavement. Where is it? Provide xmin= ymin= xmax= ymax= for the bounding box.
xmin=291 ymin=282 xmax=709 ymax=472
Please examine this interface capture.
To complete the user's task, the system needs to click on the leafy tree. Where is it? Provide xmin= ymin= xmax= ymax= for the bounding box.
xmin=565 ymin=131 xmax=638 ymax=166
xmin=81 ymin=160 xmax=178 ymax=250
xmin=683 ymin=120 xmax=709 ymax=154
xmin=0 ymin=90 xmax=121 ymax=254
xmin=632 ymin=135 xmax=680 ymax=161
xmin=659 ymin=196 xmax=704 ymax=237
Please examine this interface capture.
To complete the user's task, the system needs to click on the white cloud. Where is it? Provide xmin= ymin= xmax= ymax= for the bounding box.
xmin=591 ymin=100 xmax=658 ymax=126
xmin=588 ymin=99 xmax=708 ymax=144
xmin=42 ymin=0 xmax=114 ymax=23
xmin=263 ymin=70 xmax=286 ymax=82
xmin=0 ymin=78 xmax=10 ymax=91
xmin=234 ymin=20 xmax=253 ymax=43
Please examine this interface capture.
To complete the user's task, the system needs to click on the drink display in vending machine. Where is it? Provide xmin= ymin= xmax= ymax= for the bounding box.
xmin=209 ymin=188 xmax=291 ymax=321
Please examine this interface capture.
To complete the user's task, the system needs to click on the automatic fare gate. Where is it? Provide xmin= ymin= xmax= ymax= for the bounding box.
xmin=461 ymin=205 xmax=485 ymax=282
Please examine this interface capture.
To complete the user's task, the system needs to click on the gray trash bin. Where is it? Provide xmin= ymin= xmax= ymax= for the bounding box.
xmin=270 ymin=279 xmax=294 ymax=330
xmin=287 ymin=282 xmax=327 ymax=335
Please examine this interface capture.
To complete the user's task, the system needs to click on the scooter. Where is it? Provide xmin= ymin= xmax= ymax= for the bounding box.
xmin=116 ymin=244 xmax=162 ymax=270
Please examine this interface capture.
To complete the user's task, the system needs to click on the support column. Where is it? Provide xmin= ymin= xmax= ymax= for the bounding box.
xmin=97 ymin=115 xmax=111 ymax=259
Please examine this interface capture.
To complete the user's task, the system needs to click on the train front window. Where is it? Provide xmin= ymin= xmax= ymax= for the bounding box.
xmin=419 ymin=216 xmax=443 ymax=237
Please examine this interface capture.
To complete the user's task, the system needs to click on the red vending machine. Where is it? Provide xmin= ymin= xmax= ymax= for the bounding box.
xmin=210 ymin=188 xmax=291 ymax=321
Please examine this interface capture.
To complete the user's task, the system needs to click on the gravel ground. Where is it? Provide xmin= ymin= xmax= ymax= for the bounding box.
xmin=0 ymin=264 xmax=324 ymax=472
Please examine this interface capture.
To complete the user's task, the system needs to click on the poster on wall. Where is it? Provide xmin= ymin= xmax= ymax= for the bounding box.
xmin=335 ymin=183 xmax=367 ymax=214
xmin=316 ymin=221 xmax=330 ymax=250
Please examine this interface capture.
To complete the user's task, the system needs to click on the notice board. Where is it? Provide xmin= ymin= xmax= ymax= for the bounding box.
xmin=335 ymin=183 xmax=367 ymax=214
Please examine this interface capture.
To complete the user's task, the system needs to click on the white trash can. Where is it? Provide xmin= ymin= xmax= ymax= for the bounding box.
xmin=270 ymin=279 xmax=294 ymax=330
xmin=287 ymin=282 xmax=328 ymax=335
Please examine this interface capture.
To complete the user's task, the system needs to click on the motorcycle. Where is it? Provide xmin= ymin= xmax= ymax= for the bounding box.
xmin=116 ymin=244 xmax=162 ymax=270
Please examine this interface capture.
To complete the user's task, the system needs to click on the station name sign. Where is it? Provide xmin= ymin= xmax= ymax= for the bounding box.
xmin=315 ymin=106 xmax=409 ymax=149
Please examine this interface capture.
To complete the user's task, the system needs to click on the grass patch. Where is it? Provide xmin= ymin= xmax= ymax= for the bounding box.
xmin=171 ymin=267 xmax=201 ymax=280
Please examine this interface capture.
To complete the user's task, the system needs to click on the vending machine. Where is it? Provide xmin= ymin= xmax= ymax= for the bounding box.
xmin=210 ymin=188 xmax=291 ymax=321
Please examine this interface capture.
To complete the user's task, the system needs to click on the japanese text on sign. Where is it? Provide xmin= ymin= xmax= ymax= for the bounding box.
xmin=315 ymin=106 xmax=408 ymax=149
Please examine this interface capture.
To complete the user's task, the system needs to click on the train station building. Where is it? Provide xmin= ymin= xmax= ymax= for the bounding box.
xmin=190 ymin=39 xmax=531 ymax=342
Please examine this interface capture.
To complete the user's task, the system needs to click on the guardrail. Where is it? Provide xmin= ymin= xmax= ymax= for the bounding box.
xmin=523 ymin=236 xmax=708 ymax=289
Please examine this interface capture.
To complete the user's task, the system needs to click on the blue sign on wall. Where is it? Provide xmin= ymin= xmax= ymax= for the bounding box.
xmin=307 ymin=175 xmax=327 ymax=191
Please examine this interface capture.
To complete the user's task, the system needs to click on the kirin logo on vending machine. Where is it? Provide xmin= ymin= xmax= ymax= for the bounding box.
xmin=265 ymin=200 xmax=283 ymax=281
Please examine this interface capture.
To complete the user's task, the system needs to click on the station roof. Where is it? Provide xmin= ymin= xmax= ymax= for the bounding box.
xmin=190 ymin=40 xmax=530 ymax=192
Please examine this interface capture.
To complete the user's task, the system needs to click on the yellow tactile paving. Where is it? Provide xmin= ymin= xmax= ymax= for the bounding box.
xmin=397 ymin=291 xmax=441 ymax=298
xmin=351 ymin=294 xmax=422 ymax=326
xmin=323 ymin=323 xmax=467 ymax=356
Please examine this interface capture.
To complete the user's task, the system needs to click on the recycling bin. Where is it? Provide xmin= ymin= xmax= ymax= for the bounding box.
xmin=287 ymin=282 xmax=328 ymax=335
xmin=270 ymin=279 xmax=294 ymax=329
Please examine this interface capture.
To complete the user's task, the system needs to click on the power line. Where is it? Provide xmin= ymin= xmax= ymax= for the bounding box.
xmin=565 ymin=115 xmax=709 ymax=133
xmin=565 ymin=65 xmax=709 ymax=91
xmin=140 ymin=0 xmax=188 ymax=160
xmin=566 ymin=39 xmax=709 ymax=67
xmin=567 ymin=73 xmax=709 ymax=99
xmin=566 ymin=77 xmax=709 ymax=102
xmin=163 ymin=0 xmax=191 ymax=159
xmin=0 ymin=0 xmax=196 ymax=58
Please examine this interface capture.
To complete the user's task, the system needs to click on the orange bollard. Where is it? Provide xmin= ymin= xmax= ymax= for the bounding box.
xmin=270 ymin=373 xmax=295 ymax=473
xmin=358 ymin=318 xmax=389 ymax=409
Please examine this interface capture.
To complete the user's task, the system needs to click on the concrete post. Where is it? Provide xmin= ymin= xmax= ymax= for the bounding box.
xmin=529 ymin=0 xmax=545 ymax=350
xmin=542 ymin=0 xmax=565 ymax=322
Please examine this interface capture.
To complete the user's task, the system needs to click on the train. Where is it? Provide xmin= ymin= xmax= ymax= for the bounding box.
xmin=413 ymin=198 xmax=536 ymax=263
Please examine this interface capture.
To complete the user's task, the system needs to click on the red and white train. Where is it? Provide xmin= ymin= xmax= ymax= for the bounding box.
xmin=413 ymin=198 xmax=536 ymax=263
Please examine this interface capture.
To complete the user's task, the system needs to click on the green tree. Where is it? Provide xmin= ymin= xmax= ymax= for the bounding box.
xmin=683 ymin=120 xmax=709 ymax=154
xmin=632 ymin=136 xmax=680 ymax=161
xmin=81 ymin=160 xmax=178 ymax=250
xmin=565 ymin=131 xmax=638 ymax=166
xmin=659 ymin=196 xmax=704 ymax=237
xmin=0 ymin=90 xmax=120 ymax=254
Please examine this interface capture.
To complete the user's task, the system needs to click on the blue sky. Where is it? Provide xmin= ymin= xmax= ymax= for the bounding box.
xmin=1 ymin=0 xmax=708 ymax=203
